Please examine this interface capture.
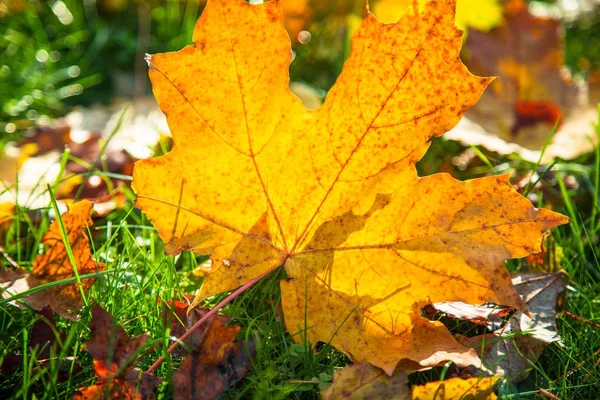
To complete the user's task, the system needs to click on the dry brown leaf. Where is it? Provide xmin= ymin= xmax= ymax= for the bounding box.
xmin=0 ymin=200 xmax=104 ymax=319
xmin=323 ymin=365 xmax=498 ymax=399
xmin=133 ymin=0 xmax=567 ymax=373
xmin=171 ymin=303 xmax=254 ymax=400
xmin=424 ymin=302 xmax=512 ymax=331
xmin=458 ymin=272 xmax=566 ymax=384
xmin=0 ymin=202 xmax=14 ymax=241
xmin=321 ymin=363 xmax=410 ymax=399
xmin=73 ymin=304 xmax=161 ymax=400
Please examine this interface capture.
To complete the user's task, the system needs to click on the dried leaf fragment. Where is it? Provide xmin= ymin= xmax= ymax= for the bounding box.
xmin=459 ymin=272 xmax=566 ymax=383
xmin=133 ymin=0 xmax=568 ymax=373
xmin=0 ymin=200 xmax=105 ymax=319
xmin=171 ymin=303 xmax=254 ymax=400
xmin=321 ymin=363 xmax=410 ymax=399
xmin=74 ymin=304 xmax=160 ymax=400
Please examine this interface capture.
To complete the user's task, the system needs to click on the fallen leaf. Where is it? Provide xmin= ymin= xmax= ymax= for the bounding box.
xmin=172 ymin=305 xmax=255 ymax=400
xmin=321 ymin=363 xmax=410 ymax=399
xmin=0 ymin=200 xmax=105 ymax=319
xmin=411 ymin=376 xmax=499 ymax=399
xmin=458 ymin=272 xmax=566 ymax=384
xmin=445 ymin=0 xmax=597 ymax=162
xmin=133 ymin=0 xmax=567 ymax=373
xmin=74 ymin=304 xmax=161 ymax=400
xmin=323 ymin=364 xmax=498 ymax=399
xmin=424 ymin=302 xmax=512 ymax=331
xmin=0 ymin=202 xmax=14 ymax=241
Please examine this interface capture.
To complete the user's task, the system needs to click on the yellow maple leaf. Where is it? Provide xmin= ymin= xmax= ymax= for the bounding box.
xmin=0 ymin=200 xmax=104 ymax=319
xmin=132 ymin=0 xmax=567 ymax=373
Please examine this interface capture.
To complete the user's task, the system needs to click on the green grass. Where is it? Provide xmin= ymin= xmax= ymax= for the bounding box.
xmin=1 ymin=117 xmax=599 ymax=399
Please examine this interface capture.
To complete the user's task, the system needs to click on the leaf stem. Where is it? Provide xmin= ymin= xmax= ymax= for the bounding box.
xmin=146 ymin=264 xmax=280 ymax=374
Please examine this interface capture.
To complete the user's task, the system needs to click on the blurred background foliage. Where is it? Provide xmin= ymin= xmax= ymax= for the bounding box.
xmin=1 ymin=0 xmax=599 ymax=142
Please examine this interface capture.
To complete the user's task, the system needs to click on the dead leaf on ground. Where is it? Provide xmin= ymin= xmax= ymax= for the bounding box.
xmin=424 ymin=302 xmax=513 ymax=331
xmin=170 ymin=301 xmax=255 ymax=400
xmin=321 ymin=363 xmax=410 ymax=399
xmin=323 ymin=364 xmax=498 ymax=399
xmin=0 ymin=200 xmax=105 ymax=319
xmin=458 ymin=272 xmax=566 ymax=384
xmin=73 ymin=304 xmax=161 ymax=400
xmin=445 ymin=0 xmax=597 ymax=162
xmin=133 ymin=0 xmax=567 ymax=373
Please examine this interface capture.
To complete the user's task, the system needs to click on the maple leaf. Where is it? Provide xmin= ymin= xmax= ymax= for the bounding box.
xmin=74 ymin=304 xmax=161 ymax=400
xmin=133 ymin=0 xmax=568 ymax=373
xmin=323 ymin=363 xmax=499 ymax=399
xmin=321 ymin=363 xmax=410 ymax=399
xmin=411 ymin=376 xmax=499 ymax=399
xmin=0 ymin=200 xmax=105 ymax=319
xmin=168 ymin=301 xmax=255 ymax=400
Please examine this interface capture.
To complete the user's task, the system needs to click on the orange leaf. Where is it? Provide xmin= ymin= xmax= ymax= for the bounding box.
xmin=133 ymin=0 xmax=568 ymax=373
xmin=0 ymin=200 xmax=105 ymax=319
